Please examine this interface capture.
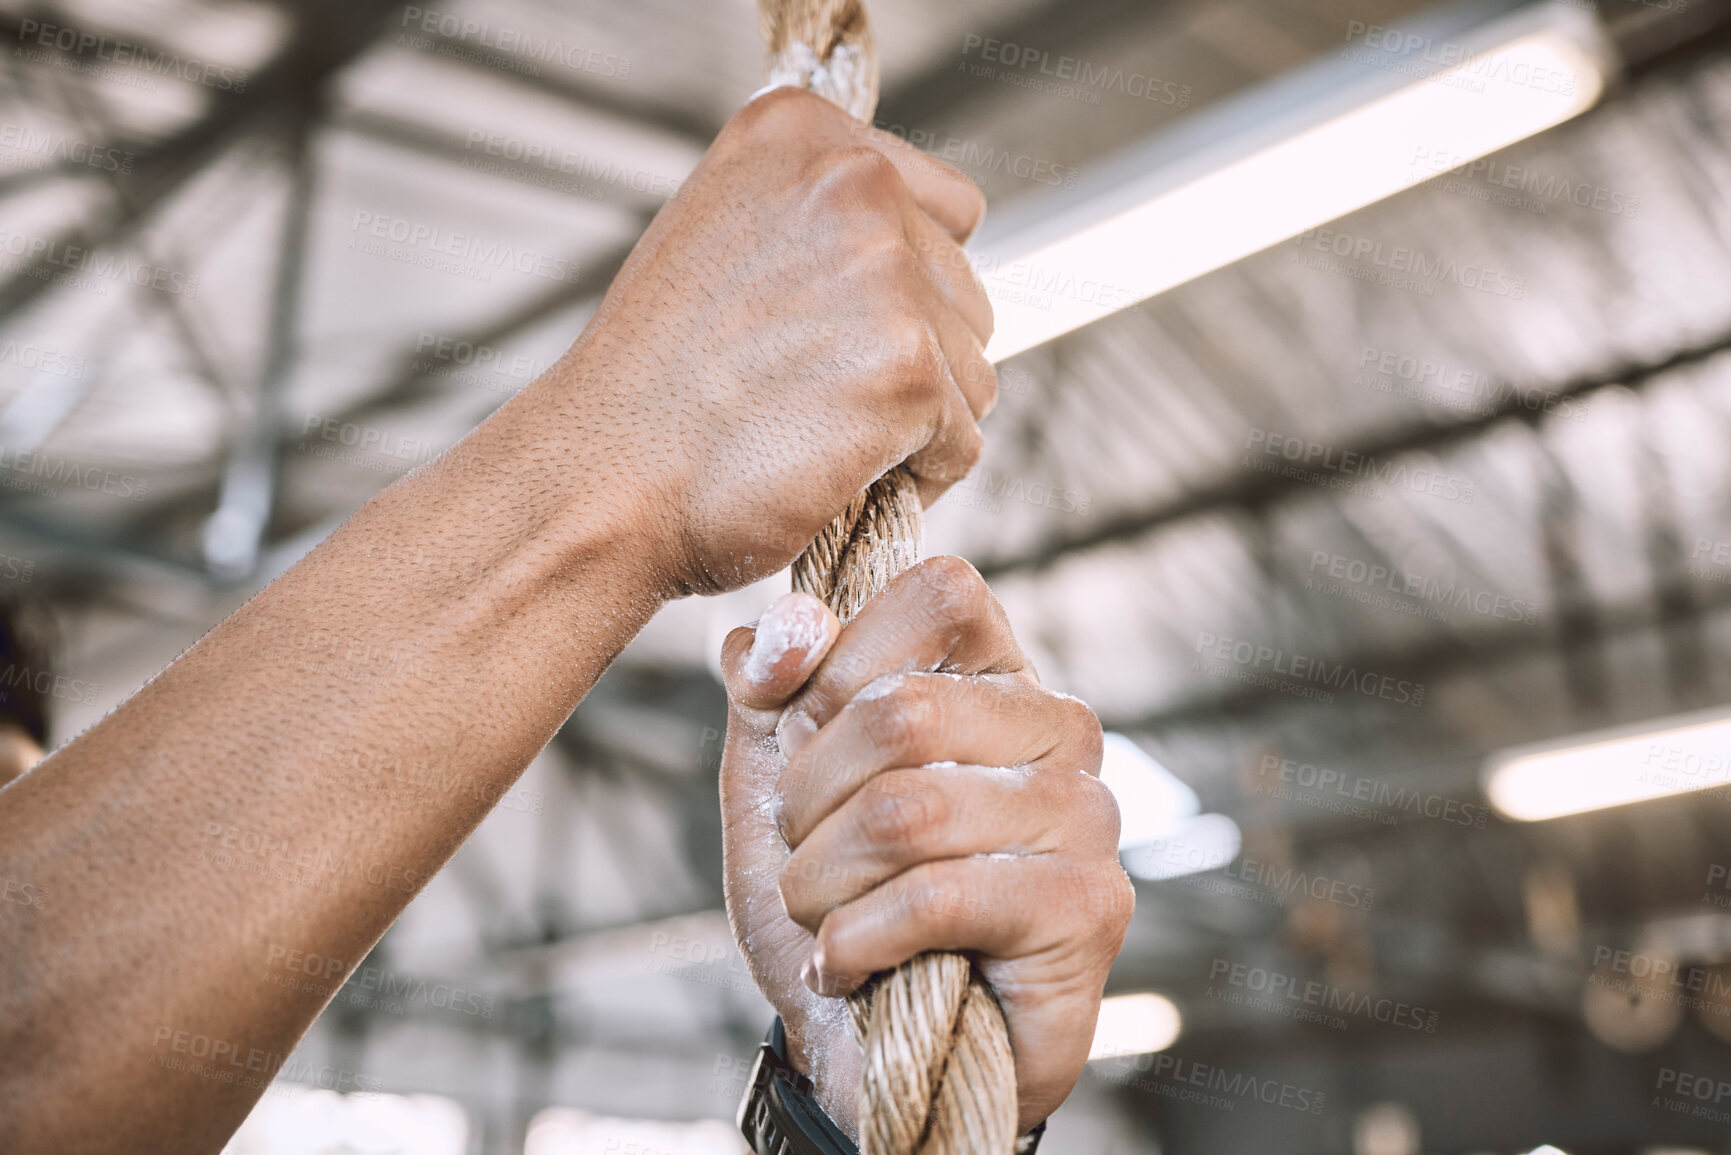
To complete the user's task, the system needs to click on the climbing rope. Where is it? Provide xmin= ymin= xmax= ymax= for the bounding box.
xmin=760 ymin=2 xmax=1020 ymax=1152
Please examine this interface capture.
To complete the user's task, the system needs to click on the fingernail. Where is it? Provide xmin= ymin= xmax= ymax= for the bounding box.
xmin=802 ymin=950 xmax=832 ymax=996
xmin=743 ymin=593 xmax=826 ymax=685
xmin=777 ymin=710 xmax=817 ymax=758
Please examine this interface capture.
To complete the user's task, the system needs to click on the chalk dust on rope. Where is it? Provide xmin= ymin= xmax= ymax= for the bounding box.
xmin=759 ymin=1 xmax=1020 ymax=1152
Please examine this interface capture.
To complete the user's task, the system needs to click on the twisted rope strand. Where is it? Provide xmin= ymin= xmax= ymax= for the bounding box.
xmin=760 ymin=2 xmax=1019 ymax=1151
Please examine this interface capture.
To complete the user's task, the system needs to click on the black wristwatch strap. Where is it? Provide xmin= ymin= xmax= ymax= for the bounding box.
xmin=738 ymin=1017 xmax=857 ymax=1155
xmin=737 ymin=1018 xmax=1046 ymax=1155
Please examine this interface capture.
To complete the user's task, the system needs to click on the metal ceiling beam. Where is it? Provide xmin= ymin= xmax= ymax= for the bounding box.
xmin=259 ymin=230 xmax=643 ymax=545
xmin=1111 ymin=556 xmax=1731 ymax=735
xmin=204 ymin=99 xmax=320 ymax=580
xmin=0 ymin=0 xmax=409 ymax=322
xmin=336 ymin=230 xmax=642 ymax=424
xmin=978 ymin=325 xmax=1731 ymax=581
xmin=0 ymin=0 xmax=1194 ymax=564
xmin=1599 ymin=0 xmax=1731 ymax=72
xmin=874 ymin=0 xmax=1205 ymax=129
xmin=332 ymin=107 xmax=677 ymax=215
xmin=396 ymin=30 xmax=716 ymax=145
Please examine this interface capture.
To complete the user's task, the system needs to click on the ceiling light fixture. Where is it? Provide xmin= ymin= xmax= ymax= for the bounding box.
xmin=1088 ymin=992 xmax=1184 ymax=1060
xmin=976 ymin=0 xmax=1614 ymax=362
xmin=1484 ymin=707 xmax=1731 ymax=822
xmin=1098 ymin=733 xmax=1245 ymax=881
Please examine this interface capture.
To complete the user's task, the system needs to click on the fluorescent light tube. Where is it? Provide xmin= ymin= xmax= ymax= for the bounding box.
xmin=975 ymin=0 xmax=1614 ymax=362
xmin=1089 ymin=992 xmax=1183 ymax=1060
xmin=1484 ymin=707 xmax=1731 ymax=821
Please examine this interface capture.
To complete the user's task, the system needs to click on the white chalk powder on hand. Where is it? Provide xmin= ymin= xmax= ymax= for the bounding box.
xmin=744 ymin=594 xmax=829 ymax=684
xmin=852 ymin=673 xmax=905 ymax=702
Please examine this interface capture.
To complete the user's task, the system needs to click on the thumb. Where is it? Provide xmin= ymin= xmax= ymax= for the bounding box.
xmin=721 ymin=591 xmax=842 ymax=712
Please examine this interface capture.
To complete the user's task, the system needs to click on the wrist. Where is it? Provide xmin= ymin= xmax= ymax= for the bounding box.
xmin=781 ymin=1009 xmax=860 ymax=1141
xmin=455 ymin=356 xmax=689 ymax=603
xmin=741 ymin=1019 xmax=859 ymax=1155
xmin=754 ymin=1016 xmax=1048 ymax=1154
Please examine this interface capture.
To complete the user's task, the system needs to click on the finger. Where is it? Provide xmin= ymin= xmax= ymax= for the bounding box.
xmin=779 ymin=557 xmax=1028 ymax=744
xmin=739 ymin=89 xmax=987 ymax=243
xmin=905 ymin=209 xmax=994 ymax=353
xmin=934 ymin=327 xmax=995 ymax=427
xmin=805 ymin=855 xmax=1135 ymax=1133
xmin=906 ymin=276 xmax=994 ymax=426
xmin=802 ymin=855 xmax=1061 ymax=996
xmin=780 ymin=760 xmax=1119 ymax=932
xmin=780 ymin=674 xmax=1097 ymax=848
xmin=720 ymin=592 xmax=843 ymax=712
xmin=903 ymin=364 xmax=985 ymax=508
xmin=761 ymin=110 xmax=990 ymax=485
xmin=851 ymin=119 xmax=987 ymax=244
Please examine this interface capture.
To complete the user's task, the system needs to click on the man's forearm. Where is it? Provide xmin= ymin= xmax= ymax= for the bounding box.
xmin=0 ymin=365 xmax=672 ymax=1152
xmin=0 ymin=85 xmax=999 ymax=1153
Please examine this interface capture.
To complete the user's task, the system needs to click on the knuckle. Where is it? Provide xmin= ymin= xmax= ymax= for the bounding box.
xmin=1108 ymin=870 xmax=1137 ymax=934
xmin=896 ymin=144 xmax=964 ymax=184
xmin=911 ymin=336 xmax=949 ymax=396
xmin=1072 ymin=773 xmax=1124 ymax=854
xmin=858 ymin=686 xmax=937 ymax=762
xmin=911 ymin=423 xmax=982 ymax=487
xmin=910 ymin=863 xmax=978 ymax=930
xmin=966 ymin=676 xmax=1018 ymax=721
xmin=966 ymin=261 xmax=995 ymax=311
xmin=1061 ymin=697 xmax=1104 ymax=769
xmin=951 ymin=175 xmax=987 ymax=235
xmin=864 ymin=233 xmax=918 ymax=282
xmin=814 ymin=145 xmax=902 ymax=206
xmin=913 ymin=555 xmax=989 ymax=622
xmin=736 ymin=85 xmax=824 ymax=139
xmin=906 ymin=153 xmax=986 ymax=235
xmin=964 ymin=358 xmax=999 ymax=407
xmin=949 ymin=422 xmax=985 ymax=476
xmin=857 ymin=775 xmax=945 ymax=849
xmin=975 ymin=293 xmax=997 ymax=346
xmin=912 ymin=231 xmax=966 ymax=275
xmin=876 ymin=314 xmax=937 ymax=381
xmin=916 ymin=150 xmax=976 ymax=196
xmin=1078 ymin=862 xmax=1137 ymax=940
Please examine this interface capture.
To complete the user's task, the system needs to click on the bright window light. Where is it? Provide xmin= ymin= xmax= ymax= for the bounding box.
xmin=1097 ymin=733 xmax=1244 ymax=880
xmin=1100 ymin=737 xmax=1253 ymax=879
xmin=222 ymin=1085 xmax=467 ymax=1155
xmin=1099 ymin=732 xmax=1200 ymax=847
xmin=525 ymin=1108 xmax=747 ymax=1155
xmin=1484 ymin=708 xmax=1731 ymax=821
xmin=977 ymin=0 xmax=1612 ymax=362
xmin=1088 ymin=992 xmax=1183 ymax=1060
xmin=1120 ymin=813 xmax=1244 ymax=882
